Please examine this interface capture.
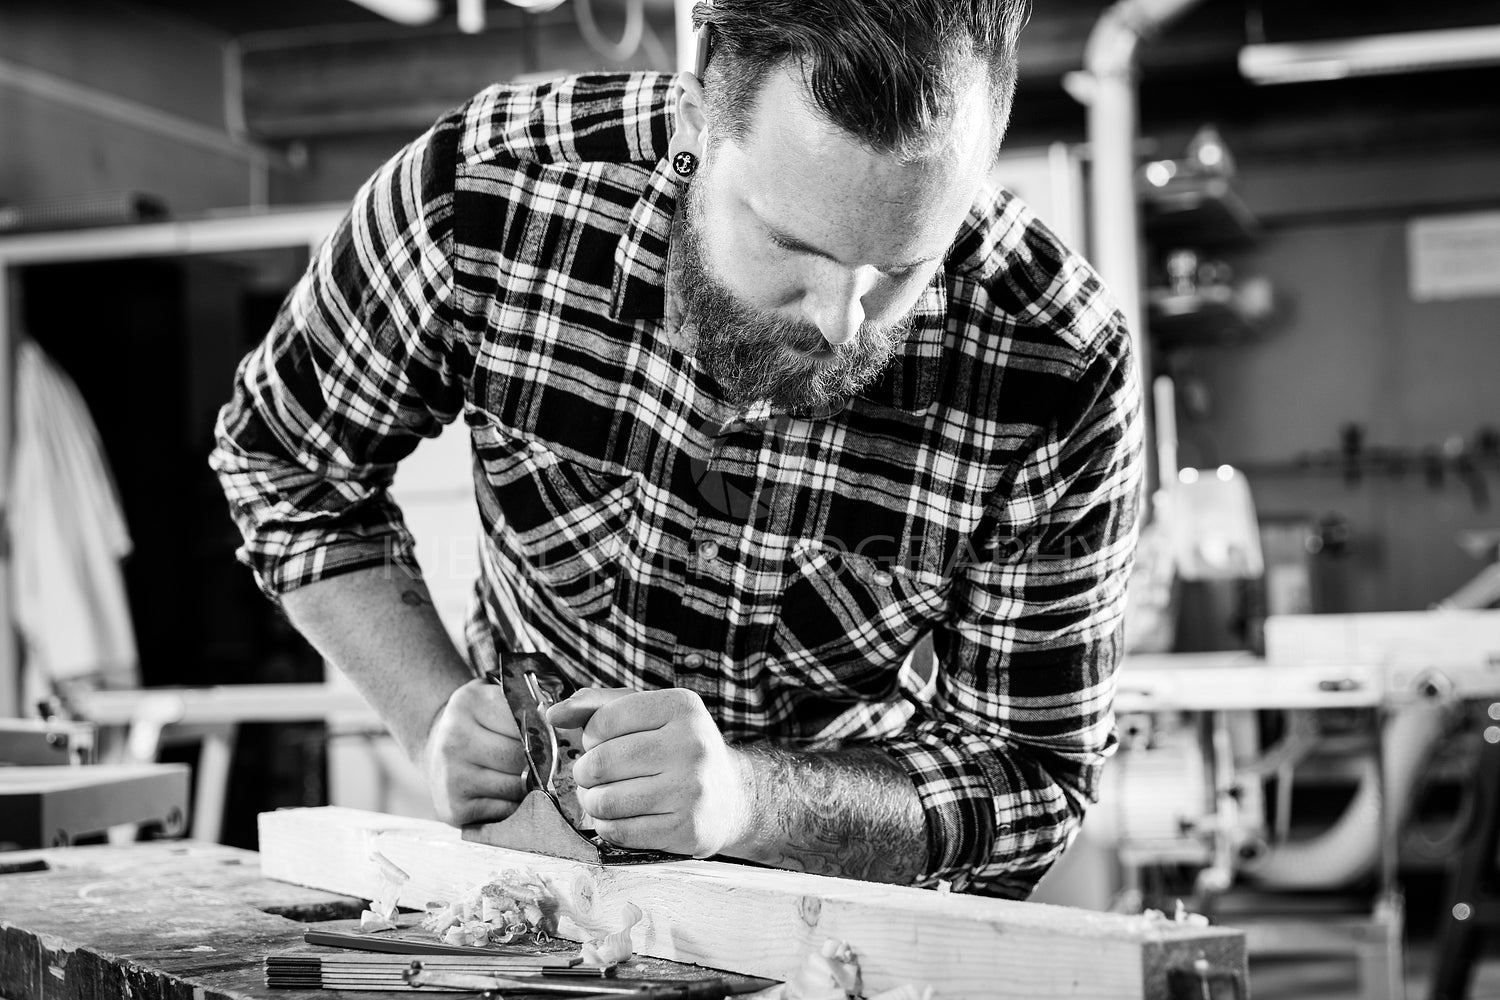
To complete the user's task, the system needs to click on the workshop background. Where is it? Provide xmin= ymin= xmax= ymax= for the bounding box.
xmin=1 ymin=2 xmax=1498 ymax=999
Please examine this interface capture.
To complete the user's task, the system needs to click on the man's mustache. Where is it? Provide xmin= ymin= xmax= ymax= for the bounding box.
xmin=740 ymin=318 xmax=827 ymax=355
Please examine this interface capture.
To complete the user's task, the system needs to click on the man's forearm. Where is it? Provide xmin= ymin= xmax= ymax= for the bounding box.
xmin=280 ymin=566 xmax=474 ymax=761
xmin=726 ymin=745 xmax=929 ymax=884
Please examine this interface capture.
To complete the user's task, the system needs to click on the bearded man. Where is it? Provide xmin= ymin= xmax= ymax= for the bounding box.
xmin=212 ymin=0 xmax=1142 ymax=898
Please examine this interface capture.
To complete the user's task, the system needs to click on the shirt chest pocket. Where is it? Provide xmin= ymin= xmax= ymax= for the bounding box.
xmin=471 ymin=420 xmax=639 ymax=622
xmin=771 ymin=540 xmax=949 ymax=701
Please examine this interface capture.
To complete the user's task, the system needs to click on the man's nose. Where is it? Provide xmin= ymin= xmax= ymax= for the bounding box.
xmin=805 ymin=267 xmax=878 ymax=347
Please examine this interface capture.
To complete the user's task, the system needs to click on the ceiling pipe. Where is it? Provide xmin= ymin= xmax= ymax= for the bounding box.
xmin=1071 ymin=0 xmax=1203 ymax=500
xmin=1241 ymin=24 xmax=1500 ymax=84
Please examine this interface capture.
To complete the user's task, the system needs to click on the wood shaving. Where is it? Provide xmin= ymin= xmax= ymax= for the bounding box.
xmin=417 ymin=867 xmax=631 ymax=951
xmin=369 ymin=851 xmax=410 ymax=883
xmin=420 ymin=868 xmax=558 ymax=945
xmin=356 ymin=852 xmax=409 ymax=932
xmin=747 ymin=937 xmax=932 ymax=1000
xmin=579 ymin=902 xmax=643 ymax=966
xmin=866 ymin=988 xmax=934 ymax=1000
xmin=1131 ymin=898 xmax=1211 ymax=931
xmin=787 ymin=938 xmax=862 ymax=1000
xmin=358 ymin=908 xmax=399 ymax=933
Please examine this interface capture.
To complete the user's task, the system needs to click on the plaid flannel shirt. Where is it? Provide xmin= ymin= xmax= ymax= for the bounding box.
xmin=211 ymin=72 xmax=1142 ymax=897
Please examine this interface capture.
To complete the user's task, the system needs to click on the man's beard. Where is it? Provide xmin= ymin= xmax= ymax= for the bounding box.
xmin=670 ymin=184 xmax=914 ymax=412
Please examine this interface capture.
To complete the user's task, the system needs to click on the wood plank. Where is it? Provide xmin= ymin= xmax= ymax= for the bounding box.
xmin=1118 ymin=653 xmax=1386 ymax=712
xmin=260 ymin=806 xmax=1246 ymax=999
xmin=1264 ymin=611 xmax=1500 ymax=671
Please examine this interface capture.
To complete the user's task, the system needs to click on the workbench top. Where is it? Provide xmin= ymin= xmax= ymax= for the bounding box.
xmin=0 ymin=840 xmax=762 ymax=1000
xmin=0 ymin=840 xmax=365 ymax=1000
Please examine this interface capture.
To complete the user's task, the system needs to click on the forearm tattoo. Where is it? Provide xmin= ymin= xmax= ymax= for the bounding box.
xmin=400 ymin=588 xmax=434 ymax=608
xmin=735 ymin=744 xmax=929 ymax=884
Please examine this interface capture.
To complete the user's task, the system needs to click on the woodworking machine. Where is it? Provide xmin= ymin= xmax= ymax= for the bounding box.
xmin=0 ymin=717 xmax=189 ymax=849
xmin=1106 ymin=608 xmax=1500 ymax=1000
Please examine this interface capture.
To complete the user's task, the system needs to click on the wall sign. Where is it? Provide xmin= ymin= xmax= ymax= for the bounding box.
xmin=1408 ymin=211 xmax=1500 ymax=302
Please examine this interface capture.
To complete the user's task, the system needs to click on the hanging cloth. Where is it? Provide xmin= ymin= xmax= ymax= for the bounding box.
xmin=11 ymin=337 xmax=139 ymax=705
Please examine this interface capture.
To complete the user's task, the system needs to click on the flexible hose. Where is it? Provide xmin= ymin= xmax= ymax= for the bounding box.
xmin=1238 ymin=710 xmax=1321 ymax=781
xmin=1240 ymin=700 xmax=1451 ymax=890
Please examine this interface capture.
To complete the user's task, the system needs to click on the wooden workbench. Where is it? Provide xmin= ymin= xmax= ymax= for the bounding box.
xmin=0 ymin=840 xmax=764 ymax=1000
xmin=0 ymin=840 xmax=362 ymax=1000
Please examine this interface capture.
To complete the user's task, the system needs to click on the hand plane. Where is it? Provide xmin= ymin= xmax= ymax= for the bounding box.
xmin=461 ymin=652 xmax=679 ymax=866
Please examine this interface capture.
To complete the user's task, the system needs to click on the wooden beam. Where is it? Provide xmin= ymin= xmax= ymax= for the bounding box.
xmin=259 ymin=807 xmax=1245 ymax=1000
xmin=1264 ymin=610 xmax=1500 ymax=670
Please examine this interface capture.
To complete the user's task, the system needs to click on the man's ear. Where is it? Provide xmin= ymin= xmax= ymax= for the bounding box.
xmin=670 ymin=74 xmax=708 ymax=161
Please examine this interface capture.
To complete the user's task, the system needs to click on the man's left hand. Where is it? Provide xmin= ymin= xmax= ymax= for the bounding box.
xmin=546 ymin=688 xmax=751 ymax=859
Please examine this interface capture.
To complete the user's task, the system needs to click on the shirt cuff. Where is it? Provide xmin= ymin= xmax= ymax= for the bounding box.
xmin=237 ymin=524 xmax=423 ymax=602
xmin=879 ymin=725 xmax=1001 ymax=888
xmin=880 ymin=721 xmax=1091 ymax=897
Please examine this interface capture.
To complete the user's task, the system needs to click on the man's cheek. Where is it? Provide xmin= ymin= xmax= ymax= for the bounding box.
xmin=867 ymin=271 xmax=934 ymax=325
xmin=708 ymin=235 xmax=795 ymax=309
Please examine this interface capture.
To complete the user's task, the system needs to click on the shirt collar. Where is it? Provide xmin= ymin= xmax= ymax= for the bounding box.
xmin=609 ymin=153 xmax=681 ymax=327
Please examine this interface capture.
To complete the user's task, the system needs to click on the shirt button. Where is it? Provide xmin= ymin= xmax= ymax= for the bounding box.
xmin=682 ymin=653 xmax=705 ymax=670
xmin=871 ymin=569 xmax=894 ymax=588
xmin=698 ymin=540 xmax=721 ymax=562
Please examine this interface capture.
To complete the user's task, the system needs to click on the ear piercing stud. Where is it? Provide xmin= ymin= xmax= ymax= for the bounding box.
xmin=672 ymin=151 xmax=699 ymax=177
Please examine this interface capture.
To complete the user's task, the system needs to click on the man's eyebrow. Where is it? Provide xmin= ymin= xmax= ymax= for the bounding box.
xmin=757 ymin=215 xmax=941 ymax=271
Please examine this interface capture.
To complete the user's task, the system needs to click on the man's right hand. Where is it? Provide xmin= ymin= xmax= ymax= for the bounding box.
xmin=420 ymin=677 xmax=528 ymax=826
xmin=276 ymin=568 xmax=528 ymax=830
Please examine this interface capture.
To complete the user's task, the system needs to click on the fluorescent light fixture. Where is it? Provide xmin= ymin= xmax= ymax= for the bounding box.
xmin=1240 ymin=24 xmax=1500 ymax=84
xmin=345 ymin=0 xmax=442 ymax=25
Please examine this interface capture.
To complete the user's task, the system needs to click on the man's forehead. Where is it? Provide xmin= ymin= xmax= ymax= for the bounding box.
xmin=734 ymin=60 xmax=994 ymax=167
xmin=708 ymin=65 xmax=990 ymax=267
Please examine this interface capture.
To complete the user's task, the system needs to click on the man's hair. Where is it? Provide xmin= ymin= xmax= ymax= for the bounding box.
xmin=692 ymin=0 xmax=1029 ymax=160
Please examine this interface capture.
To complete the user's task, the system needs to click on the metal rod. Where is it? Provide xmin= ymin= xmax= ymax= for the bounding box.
xmin=405 ymin=966 xmax=644 ymax=996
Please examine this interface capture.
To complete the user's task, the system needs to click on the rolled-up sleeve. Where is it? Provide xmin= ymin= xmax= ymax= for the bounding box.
xmin=880 ymin=322 xmax=1143 ymax=897
xmin=209 ymin=106 xmax=472 ymax=600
